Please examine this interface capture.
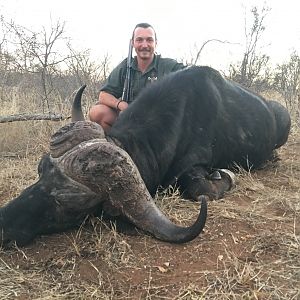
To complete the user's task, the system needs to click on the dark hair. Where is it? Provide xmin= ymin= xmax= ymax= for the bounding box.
xmin=132 ymin=23 xmax=157 ymax=40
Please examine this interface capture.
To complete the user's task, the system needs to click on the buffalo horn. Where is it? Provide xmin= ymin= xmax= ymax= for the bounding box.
xmin=60 ymin=139 xmax=207 ymax=243
xmin=72 ymin=85 xmax=86 ymax=121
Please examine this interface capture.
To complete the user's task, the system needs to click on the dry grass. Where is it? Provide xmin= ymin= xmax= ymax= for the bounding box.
xmin=0 ymin=102 xmax=299 ymax=299
xmin=0 ymin=91 xmax=67 ymax=156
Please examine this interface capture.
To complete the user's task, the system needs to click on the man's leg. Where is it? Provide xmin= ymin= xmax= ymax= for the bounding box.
xmin=89 ymin=104 xmax=118 ymax=132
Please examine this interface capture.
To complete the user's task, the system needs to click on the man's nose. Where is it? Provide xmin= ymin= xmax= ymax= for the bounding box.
xmin=141 ymin=40 xmax=148 ymax=47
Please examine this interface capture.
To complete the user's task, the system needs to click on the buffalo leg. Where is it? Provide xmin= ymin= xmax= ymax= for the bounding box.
xmin=178 ymin=165 xmax=235 ymax=200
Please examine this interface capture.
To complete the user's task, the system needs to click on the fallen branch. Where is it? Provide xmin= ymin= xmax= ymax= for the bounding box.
xmin=0 ymin=113 xmax=70 ymax=123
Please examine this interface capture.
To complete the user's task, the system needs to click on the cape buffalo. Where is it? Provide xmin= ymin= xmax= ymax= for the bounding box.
xmin=0 ymin=66 xmax=290 ymax=247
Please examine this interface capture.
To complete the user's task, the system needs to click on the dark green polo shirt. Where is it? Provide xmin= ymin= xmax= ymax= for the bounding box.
xmin=100 ymin=54 xmax=185 ymax=103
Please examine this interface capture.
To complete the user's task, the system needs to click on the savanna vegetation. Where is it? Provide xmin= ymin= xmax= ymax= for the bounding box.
xmin=0 ymin=6 xmax=299 ymax=299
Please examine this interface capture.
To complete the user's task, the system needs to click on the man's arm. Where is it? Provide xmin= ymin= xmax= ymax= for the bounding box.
xmin=99 ymin=91 xmax=128 ymax=111
xmin=98 ymin=58 xmax=129 ymax=111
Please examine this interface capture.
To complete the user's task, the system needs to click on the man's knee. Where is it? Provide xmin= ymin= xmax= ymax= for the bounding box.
xmin=89 ymin=104 xmax=102 ymax=123
xmin=89 ymin=104 xmax=118 ymax=130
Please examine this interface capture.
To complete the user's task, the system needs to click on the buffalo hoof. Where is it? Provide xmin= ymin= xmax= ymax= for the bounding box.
xmin=209 ymin=170 xmax=222 ymax=180
xmin=219 ymin=169 xmax=236 ymax=188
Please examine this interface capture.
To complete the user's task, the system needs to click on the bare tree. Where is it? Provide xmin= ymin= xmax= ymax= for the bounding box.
xmin=229 ymin=5 xmax=271 ymax=90
xmin=28 ymin=20 xmax=71 ymax=111
xmin=0 ymin=15 xmax=114 ymax=120
xmin=0 ymin=15 xmax=9 ymax=82
xmin=66 ymin=45 xmax=110 ymax=101
xmin=0 ymin=16 xmax=22 ymax=101
xmin=3 ymin=18 xmax=71 ymax=111
xmin=0 ymin=15 xmax=7 ymax=55
xmin=180 ymin=39 xmax=238 ymax=66
xmin=63 ymin=46 xmax=111 ymax=116
xmin=273 ymin=51 xmax=300 ymax=118
xmin=1 ymin=19 xmax=37 ymax=73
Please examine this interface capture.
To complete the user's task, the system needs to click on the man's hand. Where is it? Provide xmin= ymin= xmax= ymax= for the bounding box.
xmin=116 ymin=100 xmax=129 ymax=112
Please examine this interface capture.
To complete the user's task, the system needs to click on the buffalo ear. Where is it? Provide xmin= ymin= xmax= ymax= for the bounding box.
xmin=37 ymin=154 xmax=54 ymax=176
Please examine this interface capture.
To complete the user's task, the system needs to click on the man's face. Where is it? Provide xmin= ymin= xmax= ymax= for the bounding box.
xmin=133 ymin=27 xmax=157 ymax=60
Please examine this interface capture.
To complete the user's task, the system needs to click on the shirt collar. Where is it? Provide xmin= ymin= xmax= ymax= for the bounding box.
xmin=131 ymin=54 xmax=160 ymax=73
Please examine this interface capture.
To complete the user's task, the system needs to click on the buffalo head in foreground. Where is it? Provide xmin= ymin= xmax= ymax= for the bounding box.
xmin=0 ymin=66 xmax=291 ymax=248
xmin=0 ymin=86 xmax=207 ymax=247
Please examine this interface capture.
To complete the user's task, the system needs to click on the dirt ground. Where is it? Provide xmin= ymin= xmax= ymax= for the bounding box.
xmin=0 ymin=125 xmax=299 ymax=299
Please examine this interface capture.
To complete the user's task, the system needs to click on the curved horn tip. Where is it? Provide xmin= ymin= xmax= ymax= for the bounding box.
xmin=78 ymin=84 xmax=87 ymax=92
xmin=72 ymin=84 xmax=87 ymax=122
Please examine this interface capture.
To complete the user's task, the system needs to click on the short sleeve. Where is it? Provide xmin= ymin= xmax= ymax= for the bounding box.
xmin=100 ymin=59 xmax=127 ymax=98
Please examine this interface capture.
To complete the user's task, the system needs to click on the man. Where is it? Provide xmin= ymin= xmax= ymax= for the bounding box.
xmin=89 ymin=23 xmax=185 ymax=132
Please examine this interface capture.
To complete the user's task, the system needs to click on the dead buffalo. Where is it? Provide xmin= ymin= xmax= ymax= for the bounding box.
xmin=0 ymin=66 xmax=290 ymax=247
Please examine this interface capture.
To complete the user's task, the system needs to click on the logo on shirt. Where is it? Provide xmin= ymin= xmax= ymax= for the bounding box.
xmin=147 ymin=76 xmax=158 ymax=83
